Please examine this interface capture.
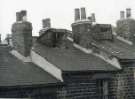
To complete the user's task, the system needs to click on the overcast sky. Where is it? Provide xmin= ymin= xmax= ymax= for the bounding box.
xmin=0 ymin=0 xmax=135 ymax=39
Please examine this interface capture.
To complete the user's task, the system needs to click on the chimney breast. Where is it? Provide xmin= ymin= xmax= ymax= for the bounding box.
xmin=120 ymin=11 xmax=125 ymax=19
xmin=126 ymin=8 xmax=131 ymax=18
xmin=42 ymin=18 xmax=51 ymax=29
xmin=75 ymin=8 xmax=80 ymax=21
xmin=81 ymin=7 xmax=86 ymax=20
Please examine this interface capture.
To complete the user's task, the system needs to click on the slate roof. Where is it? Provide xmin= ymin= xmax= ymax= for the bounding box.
xmin=0 ymin=45 xmax=60 ymax=87
xmin=90 ymin=36 xmax=135 ymax=60
xmin=33 ymin=42 xmax=119 ymax=72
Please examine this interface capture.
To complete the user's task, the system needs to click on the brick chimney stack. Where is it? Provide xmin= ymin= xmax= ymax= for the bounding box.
xmin=120 ymin=11 xmax=125 ymax=20
xmin=126 ymin=8 xmax=131 ymax=18
xmin=12 ymin=10 xmax=32 ymax=57
xmin=75 ymin=8 xmax=80 ymax=21
xmin=81 ymin=7 xmax=86 ymax=20
xmin=72 ymin=8 xmax=92 ymax=47
xmin=42 ymin=18 xmax=51 ymax=29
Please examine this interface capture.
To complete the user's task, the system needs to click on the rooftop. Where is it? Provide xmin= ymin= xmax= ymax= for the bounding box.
xmin=33 ymin=40 xmax=119 ymax=72
xmin=0 ymin=45 xmax=60 ymax=87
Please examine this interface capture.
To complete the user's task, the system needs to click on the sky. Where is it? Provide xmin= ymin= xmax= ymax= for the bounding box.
xmin=0 ymin=0 xmax=135 ymax=39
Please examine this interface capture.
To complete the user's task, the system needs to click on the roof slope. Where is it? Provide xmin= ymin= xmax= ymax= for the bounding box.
xmin=33 ymin=42 xmax=119 ymax=72
xmin=0 ymin=45 xmax=60 ymax=87
xmin=90 ymin=36 xmax=135 ymax=59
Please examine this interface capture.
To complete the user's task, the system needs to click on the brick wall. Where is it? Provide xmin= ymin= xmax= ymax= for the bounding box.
xmin=0 ymin=85 xmax=60 ymax=98
xmin=57 ymin=72 xmax=106 ymax=99
xmin=109 ymin=61 xmax=135 ymax=99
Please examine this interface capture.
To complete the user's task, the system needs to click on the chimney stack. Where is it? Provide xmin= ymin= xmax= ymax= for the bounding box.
xmin=126 ymin=8 xmax=131 ymax=18
xmin=120 ymin=11 xmax=125 ymax=19
xmin=12 ymin=10 xmax=32 ymax=57
xmin=91 ymin=13 xmax=96 ymax=22
xmin=81 ymin=7 xmax=86 ymax=20
xmin=75 ymin=8 xmax=80 ymax=21
xmin=16 ymin=12 xmax=22 ymax=22
xmin=42 ymin=18 xmax=51 ymax=29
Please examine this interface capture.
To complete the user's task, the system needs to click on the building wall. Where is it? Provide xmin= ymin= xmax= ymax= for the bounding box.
xmin=0 ymin=85 xmax=59 ymax=98
xmin=109 ymin=61 xmax=135 ymax=99
xmin=57 ymin=72 xmax=109 ymax=99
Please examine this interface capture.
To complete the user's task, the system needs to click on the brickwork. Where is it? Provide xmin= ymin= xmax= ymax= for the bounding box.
xmin=57 ymin=73 xmax=107 ymax=99
xmin=109 ymin=62 xmax=135 ymax=99
xmin=0 ymin=86 xmax=58 ymax=98
xmin=116 ymin=19 xmax=135 ymax=42
xmin=72 ymin=22 xmax=93 ymax=48
xmin=12 ymin=21 xmax=32 ymax=57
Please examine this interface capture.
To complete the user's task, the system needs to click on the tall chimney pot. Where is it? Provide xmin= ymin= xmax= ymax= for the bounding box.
xmin=20 ymin=10 xmax=27 ymax=21
xmin=42 ymin=18 xmax=51 ymax=28
xmin=126 ymin=8 xmax=131 ymax=18
xmin=91 ymin=13 xmax=96 ymax=22
xmin=120 ymin=11 xmax=125 ymax=19
xmin=81 ymin=7 xmax=86 ymax=20
xmin=88 ymin=16 xmax=92 ymax=22
xmin=75 ymin=8 xmax=80 ymax=21
xmin=16 ymin=12 xmax=22 ymax=22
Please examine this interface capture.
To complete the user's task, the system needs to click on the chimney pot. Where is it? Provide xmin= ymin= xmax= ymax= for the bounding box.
xmin=42 ymin=18 xmax=51 ymax=28
xmin=120 ymin=11 xmax=125 ymax=19
xmin=81 ymin=7 xmax=86 ymax=20
xmin=75 ymin=8 xmax=80 ymax=21
xmin=20 ymin=10 xmax=27 ymax=21
xmin=126 ymin=8 xmax=131 ymax=18
xmin=16 ymin=12 xmax=22 ymax=22
xmin=91 ymin=13 xmax=96 ymax=22
xmin=88 ymin=16 xmax=92 ymax=22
